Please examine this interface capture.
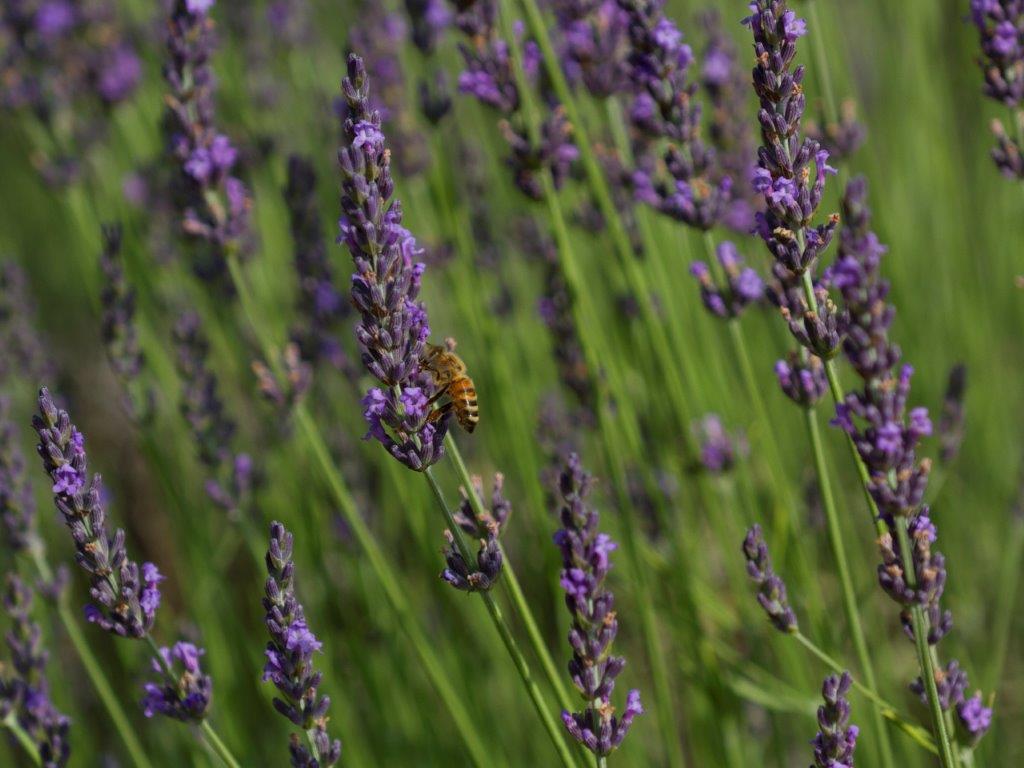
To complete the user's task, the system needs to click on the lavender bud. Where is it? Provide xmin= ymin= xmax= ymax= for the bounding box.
xmin=688 ymin=241 xmax=764 ymax=320
xmin=781 ymin=288 xmax=847 ymax=360
xmin=32 ymin=388 xmax=161 ymax=638
xmin=774 ymin=353 xmax=827 ymax=407
xmin=1 ymin=397 xmax=38 ymax=552
xmin=742 ymin=524 xmax=798 ymax=633
xmin=555 ymin=454 xmax=642 ymax=756
xmin=806 ymin=99 xmax=866 ymax=162
xmin=693 ymin=414 xmax=743 ymax=474
xmin=141 ymin=642 xmax=212 ymax=722
xmin=262 ymin=522 xmax=341 ymax=765
xmin=938 ymin=364 xmax=967 ymax=465
xmin=957 ymin=692 xmax=993 ymax=744
xmin=550 ymin=0 xmax=631 ymax=99
xmin=811 ymin=671 xmax=858 ymax=768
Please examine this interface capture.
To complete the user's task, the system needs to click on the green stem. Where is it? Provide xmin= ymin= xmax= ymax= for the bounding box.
xmin=2 ymin=711 xmax=42 ymax=767
xmin=806 ymin=1 xmax=840 ymax=127
xmin=444 ymin=435 xmax=575 ymax=712
xmin=27 ymin=548 xmax=154 ymax=768
xmin=800 ymin=407 xmax=896 ymax=767
xmin=987 ymin=513 xmax=1024 ymax=690
xmin=792 ymin=632 xmax=937 ymax=755
xmin=424 ymin=469 xmax=579 ymax=768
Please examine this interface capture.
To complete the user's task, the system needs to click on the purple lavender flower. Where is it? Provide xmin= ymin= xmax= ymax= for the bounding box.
xmin=500 ymin=106 xmax=580 ymax=201
xmin=745 ymin=1 xmax=839 ymax=275
xmin=141 ymin=642 xmax=212 ymax=722
xmin=284 ymin=155 xmax=354 ymax=378
xmin=694 ymin=413 xmax=742 ymax=473
xmin=957 ymin=692 xmax=993 ymax=743
xmin=806 ymin=99 xmax=866 ymax=162
xmin=550 ymin=0 xmax=631 ymax=98
xmin=163 ymin=0 xmax=252 ymax=288
xmin=970 ymin=1 xmax=1024 ymax=178
xmin=0 ymin=262 xmax=55 ymax=386
xmin=555 ymin=454 xmax=643 ymax=756
xmin=172 ymin=312 xmax=255 ymax=514
xmin=0 ymin=397 xmax=38 ymax=553
xmin=32 ymin=388 xmax=160 ymax=638
xmin=742 ymin=524 xmax=798 ymax=632
xmin=263 ymin=522 xmax=341 ymax=767
xmin=688 ymin=240 xmax=764 ymax=319
xmin=938 ymin=364 xmax=967 ymax=465
xmin=0 ymin=573 xmax=71 ymax=767
xmin=811 ymin=671 xmax=858 ymax=768
xmin=774 ymin=353 xmax=827 ymax=407
xmin=338 ymin=54 xmax=449 ymax=471
xmin=404 ymin=0 xmax=451 ymax=54
xmin=441 ymin=473 xmax=508 ymax=592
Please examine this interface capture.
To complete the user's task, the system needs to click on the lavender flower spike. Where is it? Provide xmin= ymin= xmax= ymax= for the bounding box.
xmin=742 ymin=524 xmax=798 ymax=633
xmin=32 ymin=388 xmax=162 ymax=638
xmin=441 ymin=474 xmax=509 ymax=592
xmin=555 ymin=454 xmax=643 ymax=756
xmin=938 ymin=364 xmax=967 ymax=465
xmin=1 ymin=396 xmax=38 ymax=553
xmin=688 ymin=241 xmax=764 ymax=320
xmin=0 ymin=573 xmax=71 ymax=767
xmin=811 ymin=671 xmax=858 ymax=768
xmin=745 ymin=1 xmax=839 ymax=276
xmin=263 ymin=522 xmax=341 ymax=767
xmin=141 ymin=642 xmax=212 ymax=722
xmin=338 ymin=54 xmax=448 ymax=471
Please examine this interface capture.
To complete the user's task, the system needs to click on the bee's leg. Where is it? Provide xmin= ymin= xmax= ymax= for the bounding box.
xmin=425 ymin=387 xmax=448 ymax=407
xmin=427 ymin=401 xmax=454 ymax=423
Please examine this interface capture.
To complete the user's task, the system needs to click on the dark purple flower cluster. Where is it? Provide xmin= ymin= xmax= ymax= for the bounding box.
xmin=163 ymin=0 xmax=252 ymax=288
xmin=810 ymin=671 xmax=858 ymax=768
xmin=938 ymin=363 xmax=967 ymax=465
xmin=141 ymin=642 xmax=212 ymax=722
xmin=0 ymin=262 xmax=54 ymax=386
xmin=688 ymin=240 xmax=764 ymax=319
xmin=699 ymin=9 xmax=761 ymax=234
xmin=441 ymin=474 xmax=508 ymax=592
xmin=549 ymin=0 xmax=631 ymax=98
xmin=827 ymin=180 xmax=991 ymax=742
xmin=693 ymin=414 xmax=743 ymax=473
xmin=338 ymin=54 xmax=449 ymax=471
xmin=745 ymin=1 xmax=839 ymax=275
xmin=284 ymin=155 xmax=354 ymax=378
xmin=32 ymin=388 xmax=162 ymax=638
xmin=969 ymin=1 xmax=1024 ymax=177
xmin=403 ymin=0 xmax=451 ymax=55
xmin=781 ymin=286 xmax=847 ymax=361
xmin=555 ymin=454 xmax=643 ymax=756
xmin=774 ymin=352 xmax=827 ymax=407
xmin=619 ymin=0 xmax=732 ymax=231
xmin=741 ymin=524 xmax=797 ymax=632
xmin=1 ymin=396 xmax=37 ymax=553
xmin=454 ymin=1 xmax=578 ymax=201
xmin=908 ymin=660 xmax=993 ymax=743
xmin=172 ymin=312 xmax=255 ymax=514
xmin=348 ymin=5 xmax=429 ymax=177
xmin=0 ymin=574 xmax=71 ymax=767
xmin=806 ymin=99 xmax=866 ymax=163
xmin=99 ymin=224 xmax=154 ymax=423
xmin=263 ymin=522 xmax=341 ymax=767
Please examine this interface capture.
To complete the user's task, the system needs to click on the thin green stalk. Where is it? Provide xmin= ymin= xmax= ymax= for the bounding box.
xmin=792 ymin=632 xmax=937 ymax=755
xmin=444 ymin=435 xmax=575 ymax=712
xmin=801 ymin=406 xmax=896 ymax=768
xmin=424 ymin=469 xmax=579 ymax=768
xmin=805 ymin=1 xmax=840 ymax=127
xmin=27 ymin=548 xmax=154 ymax=768
xmin=987 ymin=513 xmax=1024 ymax=690
xmin=2 ymin=711 xmax=41 ymax=766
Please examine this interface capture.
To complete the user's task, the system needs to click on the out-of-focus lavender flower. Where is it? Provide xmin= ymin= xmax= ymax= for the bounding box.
xmin=0 ymin=573 xmax=71 ymax=767
xmin=618 ymin=0 xmax=733 ymax=231
xmin=550 ymin=0 xmax=630 ymax=98
xmin=404 ymin=0 xmax=451 ymax=54
xmin=32 ymin=388 xmax=161 ymax=638
xmin=263 ymin=522 xmax=341 ymax=767
xmin=348 ymin=4 xmax=429 ymax=177
xmin=442 ymin=473 xmax=508 ymax=592
xmin=774 ymin=353 xmax=827 ymax=407
xmin=163 ymin=0 xmax=252 ymax=289
xmin=745 ymin=1 xmax=839 ymax=275
xmin=957 ymin=692 xmax=993 ymax=743
xmin=284 ymin=155 xmax=354 ymax=378
xmin=689 ymin=240 xmax=764 ymax=319
xmin=1 ymin=397 xmax=38 ymax=553
xmin=969 ymin=1 xmax=1024 ymax=178
xmin=141 ymin=642 xmax=212 ymax=722
xmin=99 ymin=225 xmax=154 ymax=423
xmin=742 ymin=524 xmax=797 ymax=632
xmin=419 ymin=70 xmax=453 ymax=124
xmin=806 ymin=99 xmax=866 ymax=162
xmin=693 ymin=414 xmax=743 ymax=473
xmin=811 ymin=671 xmax=858 ymax=768
xmin=252 ymin=345 xmax=313 ymax=412
xmin=172 ymin=312 xmax=255 ymax=514
xmin=555 ymin=454 xmax=643 ymax=756
xmin=338 ymin=55 xmax=449 ymax=471
xmin=500 ymin=105 xmax=580 ymax=200
xmin=938 ymin=363 xmax=967 ymax=465
xmin=699 ymin=9 xmax=761 ymax=234
xmin=0 ymin=262 xmax=54 ymax=386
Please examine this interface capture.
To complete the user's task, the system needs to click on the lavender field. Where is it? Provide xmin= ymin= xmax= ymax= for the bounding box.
xmin=0 ymin=0 xmax=1021 ymax=766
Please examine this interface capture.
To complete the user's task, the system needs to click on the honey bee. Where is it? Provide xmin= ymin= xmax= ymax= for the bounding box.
xmin=421 ymin=342 xmax=479 ymax=433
